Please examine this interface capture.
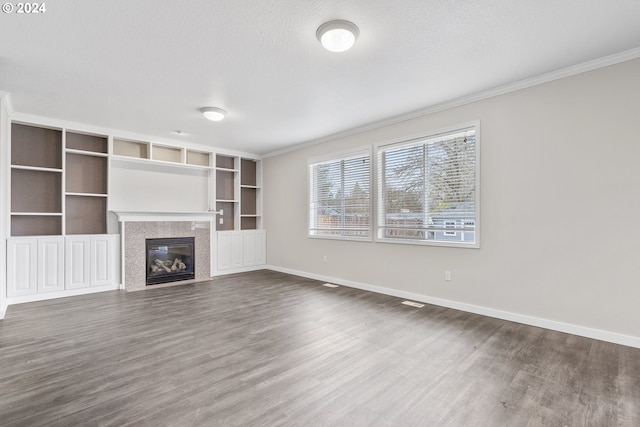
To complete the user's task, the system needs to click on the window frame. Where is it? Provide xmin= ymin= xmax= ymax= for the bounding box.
xmin=308 ymin=146 xmax=373 ymax=242
xmin=374 ymin=121 xmax=480 ymax=248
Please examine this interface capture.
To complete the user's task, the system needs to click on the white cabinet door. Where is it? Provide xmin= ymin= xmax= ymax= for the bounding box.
xmin=216 ymin=230 xmax=266 ymax=272
xmin=255 ymin=230 xmax=266 ymax=265
xmin=243 ymin=231 xmax=256 ymax=266
xmin=230 ymin=231 xmax=244 ymax=269
xmin=91 ymin=235 xmax=116 ymax=286
xmin=65 ymin=236 xmax=91 ymax=289
xmin=7 ymin=238 xmax=38 ymax=297
xmin=37 ymin=237 xmax=65 ymax=293
xmin=217 ymin=232 xmax=231 ymax=271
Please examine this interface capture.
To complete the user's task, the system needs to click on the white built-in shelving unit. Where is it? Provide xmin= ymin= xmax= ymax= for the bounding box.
xmin=214 ymin=154 xmax=265 ymax=273
xmin=6 ymin=120 xmax=265 ymax=299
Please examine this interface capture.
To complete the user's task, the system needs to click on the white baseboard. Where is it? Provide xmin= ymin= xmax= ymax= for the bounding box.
xmin=266 ymin=265 xmax=640 ymax=349
xmin=7 ymin=284 xmax=121 ymax=306
xmin=0 ymin=301 xmax=7 ymax=319
xmin=212 ymin=265 xmax=267 ymax=277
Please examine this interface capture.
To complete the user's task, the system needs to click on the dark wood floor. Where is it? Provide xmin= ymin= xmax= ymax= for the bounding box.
xmin=1 ymin=270 xmax=639 ymax=426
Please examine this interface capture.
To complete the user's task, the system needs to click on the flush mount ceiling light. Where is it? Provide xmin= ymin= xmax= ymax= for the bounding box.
xmin=316 ymin=20 xmax=359 ymax=52
xmin=201 ymin=107 xmax=227 ymax=122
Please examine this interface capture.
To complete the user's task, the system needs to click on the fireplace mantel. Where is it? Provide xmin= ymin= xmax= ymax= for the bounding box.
xmin=112 ymin=212 xmax=213 ymax=290
xmin=112 ymin=211 xmax=215 ymax=223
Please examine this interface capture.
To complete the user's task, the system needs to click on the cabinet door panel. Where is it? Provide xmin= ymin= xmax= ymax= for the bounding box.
xmin=217 ymin=232 xmax=231 ymax=271
xmin=255 ymin=230 xmax=266 ymax=265
xmin=7 ymin=238 xmax=38 ymax=297
xmin=37 ymin=237 xmax=64 ymax=293
xmin=65 ymin=236 xmax=90 ymax=289
xmin=230 ymin=232 xmax=243 ymax=269
xmin=243 ymin=231 xmax=256 ymax=266
xmin=91 ymin=236 xmax=114 ymax=286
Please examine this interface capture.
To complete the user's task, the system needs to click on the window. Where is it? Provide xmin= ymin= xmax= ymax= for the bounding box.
xmin=376 ymin=124 xmax=479 ymax=247
xmin=309 ymin=149 xmax=371 ymax=240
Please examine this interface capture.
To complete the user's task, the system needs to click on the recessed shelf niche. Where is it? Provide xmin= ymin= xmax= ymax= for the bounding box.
xmin=240 ymin=158 xmax=261 ymax=230
xmin=215 ymin=154 xmax=238 ymax=231
xmin=65 ymin=195 xmax=107 ymax=235
xmin=66 ymin=131 xmax=108 ymax=153
xmin=152 ymin=145 xmax=182 ymax=163
xmin=66 ymin=153 xmax=108 ymax=194
xmin=11 ymin=123 xmax=62 ymax=169
xmin=187 ymin=150 xmax=210 ymax=167
xmin=64 ymin=132 xmax=108 ymax=235
xmin=10 ymin=123 xmax=63 ymax=236
xmin=113 ymin=139 xmax=149 ymax=159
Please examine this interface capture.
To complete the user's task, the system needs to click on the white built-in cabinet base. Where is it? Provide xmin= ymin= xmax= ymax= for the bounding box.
xmin=7 ymin=235 xmax=120 ymax=303
xmin=216 ymin=230 xmax=266 ymax=274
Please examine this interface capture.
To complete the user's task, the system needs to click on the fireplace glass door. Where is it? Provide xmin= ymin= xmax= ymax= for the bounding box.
xmin=146 ymin=237 xmax=195 ymax=285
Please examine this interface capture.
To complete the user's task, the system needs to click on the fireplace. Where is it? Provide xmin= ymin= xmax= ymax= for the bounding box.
xmin=146 ymin=237 xmax=195 ymax=285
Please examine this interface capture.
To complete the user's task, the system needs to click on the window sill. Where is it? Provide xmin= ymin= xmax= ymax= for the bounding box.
xmin=308 ymin=234 xmax=373 ymax=243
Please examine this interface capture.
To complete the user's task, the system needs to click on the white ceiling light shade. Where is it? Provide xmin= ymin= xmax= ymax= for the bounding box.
xmin=201 ymin=107 xmax=227 ymax=122
xmin=316 ymin=20 xmax=359 ymax=52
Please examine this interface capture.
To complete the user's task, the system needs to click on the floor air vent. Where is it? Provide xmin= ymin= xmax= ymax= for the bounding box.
xmin=402 ymin=301 xmax=425 ymax=308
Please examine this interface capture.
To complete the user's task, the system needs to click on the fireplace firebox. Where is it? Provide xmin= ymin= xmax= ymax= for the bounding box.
xmin=146 ymin=237 xmax=195 ymax=285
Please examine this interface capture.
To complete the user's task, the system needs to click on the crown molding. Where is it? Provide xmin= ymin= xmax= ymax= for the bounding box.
xmin=264 ymin=46 xmax=640 ymax=159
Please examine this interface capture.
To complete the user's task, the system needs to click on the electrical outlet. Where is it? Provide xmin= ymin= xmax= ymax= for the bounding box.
xmin=445 ymin=271 xmax=452 ymax=281
xmin=322 ymin=255 xmax=327 ymax=263
xmin=219 ymin=218 xmax=224 ymax=225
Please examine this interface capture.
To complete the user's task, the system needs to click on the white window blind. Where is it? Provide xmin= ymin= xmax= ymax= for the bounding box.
xmin=309 ymin=150 xmax=371 ymax=239
xmin=376 ymin=125 xmax=478 ymax=246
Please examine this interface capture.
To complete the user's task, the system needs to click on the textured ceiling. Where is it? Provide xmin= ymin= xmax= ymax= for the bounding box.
xmin=1 ymin=0 xmax=639 ymax=155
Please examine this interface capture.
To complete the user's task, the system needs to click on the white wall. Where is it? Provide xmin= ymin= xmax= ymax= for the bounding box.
xmin=109 ymin=160 xmax=209 ymax=213
xmin=263 ymin=58 xmax=640 ymax=345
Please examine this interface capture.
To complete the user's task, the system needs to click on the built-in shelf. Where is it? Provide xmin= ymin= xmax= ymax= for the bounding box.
xmin=66 ymin=152 xmax=108 ymax=195
xmin=10 ymin=212 xmax=64 ymax=216
xmin=67 ymin=131 xmax=108 ymax=154
xmin=187 ymin=150 xmax=211 ymax=167
xmin=11 ymin=215 xmax=63 ymax=236
xmin=65 ymin=192 xmax=108 ymax=198
xmin=113 ymin=139 xmax=149 ymax=159
xmin=216 ymin=154 xmax=237 ymax=170
xmin=66 ymin=195 xmax=107 ymax=235
xmin=9 ymin=123 xmax=111 ymax=236
xmin=240 ymin=158 xmax=261 ymax=230
xmin=11 ymin=123 xmax=63 ymax=232
xmin=215 ymin=155 xmax=240 ymax=231
xmin=10 ymin=123 xmax=63 ymax=235
xmin=213 ymin=155 xmax=261 ymax=231
xmin=11 ymin=123 xmax=62 ymax=169
xmin=8 ymin=122 xmax=260 ymax=238
xmin=216 ymin=170 xmax=237 ymax=201
xmin=152 ymin=144 xmax=182 ymax=163
xmin=66 ymin=148 xmax=109 ymax=157
xmin=65 ymin=132 xmax=109 ymax=235
xmin=113 ymin=138 xmax=213 ymax=169
xmin=11 ymin=165 xmax=63 ymax=172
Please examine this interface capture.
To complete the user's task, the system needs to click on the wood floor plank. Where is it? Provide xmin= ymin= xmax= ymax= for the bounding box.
xmin=1 ymin=269 xmax=639 ymax=426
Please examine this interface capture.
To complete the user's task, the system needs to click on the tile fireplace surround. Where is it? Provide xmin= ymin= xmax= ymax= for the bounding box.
xmin=114 ymin=212 xmax=213 ymax=291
